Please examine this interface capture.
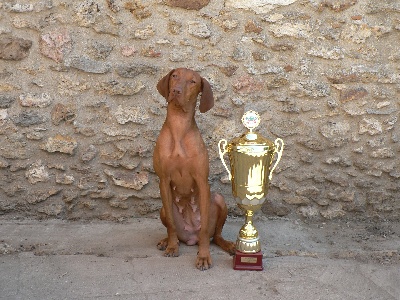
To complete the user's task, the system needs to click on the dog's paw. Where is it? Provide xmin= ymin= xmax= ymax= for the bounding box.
xmin=225 ymin=241 xmax=236 ymax=256
xmin=157 ymin=238 xmax=168 ymax=251
xmin=164 ymin=245 xmax=179 ymax=257
xmin=196 ymin=254 xmax=212 ymax=271
xmin=158 ymin=237 xmax=179 ymax=256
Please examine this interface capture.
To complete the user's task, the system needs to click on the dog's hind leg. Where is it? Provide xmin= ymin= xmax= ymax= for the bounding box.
xmin=211 ymin=193 xmax=236 ymax=255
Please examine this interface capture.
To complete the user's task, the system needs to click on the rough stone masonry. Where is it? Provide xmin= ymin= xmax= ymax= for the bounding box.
xmin=0 ymin=0 xmax=399 ymax=221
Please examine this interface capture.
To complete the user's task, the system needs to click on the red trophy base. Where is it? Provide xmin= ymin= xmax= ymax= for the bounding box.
xmin=233 ymin=250 xmax=263 ymax=271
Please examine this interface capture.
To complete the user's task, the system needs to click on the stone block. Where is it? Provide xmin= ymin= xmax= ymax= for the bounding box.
xmin=0 ymin=157 xmax=9 ymax=168
xmin=90 ymin=41 xmax=113 ymax=59
xmin=114 ymin=105 xmax=149 ymax=125
xmin=74 ymin=0 xmax=101 ymax=27
xmin=41 ymin=135 xmax=78 ymax=155
xmin=359 ymin=118 xmax=382 ymax=135
xmin=13 ymin=111 xmax=46 ymax=127
xmin=51 ymin=103 xmax=76 ymax=125
xmin=121 ymin=45 xmax=136 ymax=57
xmin=226 ymin=0 xmax=297 ymax=10
xmin=314 ymin=0 xmax=358 ymax=12
xmin=104 ymin=170 xmax=149 ymax=190
xmin=296 ymin=186 xmax=321 ymax=197
xmin=370 ymin=148 xmax=395 ymax=159
xmin=298 ymin=206 xmax=320 ymax=219
xmin=81 ymin=145 xmax=97 ymax=162
xmin=283 ymin=195 xmax=310 ymax=205
xmin=116 ymin=63 xmax=158 ymax=78
xmin=25 ymin=160 xmax=49 ymax=184
xmin=165 ymin=0 xmax=210 ymax=10
xmin=269 ymin=23 xmax=312 ymax=39
xmin=28 ymin=189 xmax=63 ymax=204
xmin=95 ymin=81 xmax=145 ymax=96
xmin=308 ymin=46 xmax=345 ymax=60
xmin=56 ymin=174 xmax=75 ymax=185
xmin=188 ymin=21 xmax=211 ymax=38
xmin=38 ymin=203 xmax=64 ymax=216
xmin=320 ymin=121 xmax=350 ymax=138
xmin=269 ymin=119 xmax=302 ymax=137
xmin=261 ymin=200 xmax=291 ymax=216
xmin=245 ymin=19 xmax=263 ymax=33
xmin=0 ymin=95 xmax=15 ymax=108
xmin=64 ymin=57 xmax=111 ymax=74
xmin=340 ymin=87 xmax=368 ymax=102
xmin=232 ymin=76 xmax=264 ymax=94
xmin=3 ymin=3 xmax=34 ymax=12
xmin=19 ymin=93 xmax=52 ymax=108
xmin=133 ymin=25 xmax=155 ymax=39
xmin=320 ymin=203 xmax=345 ymax=219
xmin=341 ymin=24 xmax=372 ymax=44
xmin=324 ymin=172 xmax=349 ymax=187
xmin=0 ymin=109 xmax=8 ymax=122
xmin=57 ymin=75 xmax=90 ymax=96
xmin=39 ymin=30 xmax=72 ymax=63
xmin=0 ymin=36 xmax=32 ymax=60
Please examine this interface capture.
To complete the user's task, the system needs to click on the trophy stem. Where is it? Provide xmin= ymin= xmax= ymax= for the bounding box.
xmin=236 ymin=209 xmax=261 ymax=253
xmin=234 ymin=208 xmax=263 ymax=271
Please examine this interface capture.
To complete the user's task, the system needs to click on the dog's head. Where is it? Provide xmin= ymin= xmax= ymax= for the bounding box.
xmin=157 ymin=68 xmax=214 ymax=113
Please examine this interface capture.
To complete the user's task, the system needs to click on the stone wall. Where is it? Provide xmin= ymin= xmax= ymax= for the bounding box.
xmin=0 ymin=0 xmax=399 ymax=221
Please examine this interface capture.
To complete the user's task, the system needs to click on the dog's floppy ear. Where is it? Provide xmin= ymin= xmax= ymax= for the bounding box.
xmin=199 ymin=77 xmax=214 ymax=113
xmin=157 ymin=69 xmax=175 ymax=100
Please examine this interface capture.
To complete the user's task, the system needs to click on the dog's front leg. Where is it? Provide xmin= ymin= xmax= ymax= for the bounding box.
xmin=159 ymin=178 xmax=179 ymax=257
xmin=196 ymin=179 xmax=212 ymax=270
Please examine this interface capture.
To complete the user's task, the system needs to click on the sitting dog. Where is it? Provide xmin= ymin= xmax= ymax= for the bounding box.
xmin=153 ymin=68 xmax=235 ymax=270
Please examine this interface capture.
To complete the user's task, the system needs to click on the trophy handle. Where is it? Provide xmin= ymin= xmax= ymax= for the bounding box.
xmin=269 ymin=138 xmax=284 ymax=181
xmin=218 ymin=139 xmax=232 ymax=180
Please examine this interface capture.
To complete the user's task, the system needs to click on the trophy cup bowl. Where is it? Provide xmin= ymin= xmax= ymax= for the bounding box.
xmin=218 ymin=111 xmax=283 ymax=271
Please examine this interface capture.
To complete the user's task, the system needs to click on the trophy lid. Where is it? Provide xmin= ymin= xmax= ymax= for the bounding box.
xmin=228 ymin=111 xmax=275 ymax=152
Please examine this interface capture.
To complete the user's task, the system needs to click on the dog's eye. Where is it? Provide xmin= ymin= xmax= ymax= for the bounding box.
xmin=172 ymin=74 xmax=178 ymax=78
xmin=190 ymin=80 xmax=196 ymax=84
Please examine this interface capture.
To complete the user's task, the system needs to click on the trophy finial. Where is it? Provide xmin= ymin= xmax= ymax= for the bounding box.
xmin=241 ymin=110 xmax=260 ymax=133
xmin=242 ymin=110 xmax=260 ymax=140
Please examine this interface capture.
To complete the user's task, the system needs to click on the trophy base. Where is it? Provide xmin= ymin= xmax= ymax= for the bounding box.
xmin=233 ymin=250 xmax=263 ymax=271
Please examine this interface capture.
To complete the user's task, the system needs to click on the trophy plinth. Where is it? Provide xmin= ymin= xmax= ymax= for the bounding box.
xmin=218 ymin=111 xmax=284 ymax=271
xmin=233 ymin=250 xmax=263 ymax=271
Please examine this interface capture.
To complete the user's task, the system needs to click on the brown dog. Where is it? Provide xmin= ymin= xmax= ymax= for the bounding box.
xmin=153 ymin=68 xmax=235 ymax=270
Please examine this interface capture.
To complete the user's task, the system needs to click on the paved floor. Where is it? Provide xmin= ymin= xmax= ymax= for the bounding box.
xmin=0 ymin=217 xmax=399 ymax=300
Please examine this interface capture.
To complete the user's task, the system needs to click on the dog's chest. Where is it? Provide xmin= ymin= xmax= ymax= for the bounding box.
xmin=166 ymin=143 xmax=201 ymax=191
xmin=170 ymin=166 xmax=195 ymax=196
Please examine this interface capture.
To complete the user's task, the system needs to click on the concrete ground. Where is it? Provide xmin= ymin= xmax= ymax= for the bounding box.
xmin=0 ymin=216 xmax=399 ymax=300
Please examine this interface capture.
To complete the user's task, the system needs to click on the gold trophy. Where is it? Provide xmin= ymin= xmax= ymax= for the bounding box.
xmin=218 ymin=111 xmax=284 ymax=270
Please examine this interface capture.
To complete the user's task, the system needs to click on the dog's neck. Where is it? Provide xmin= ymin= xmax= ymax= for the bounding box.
xmin=165 ymin=102 xmax=198 ymax=140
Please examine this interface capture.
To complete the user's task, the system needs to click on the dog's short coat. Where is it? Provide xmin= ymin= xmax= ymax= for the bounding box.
xmin=153 ymin=68 xmax=235 ymax=270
